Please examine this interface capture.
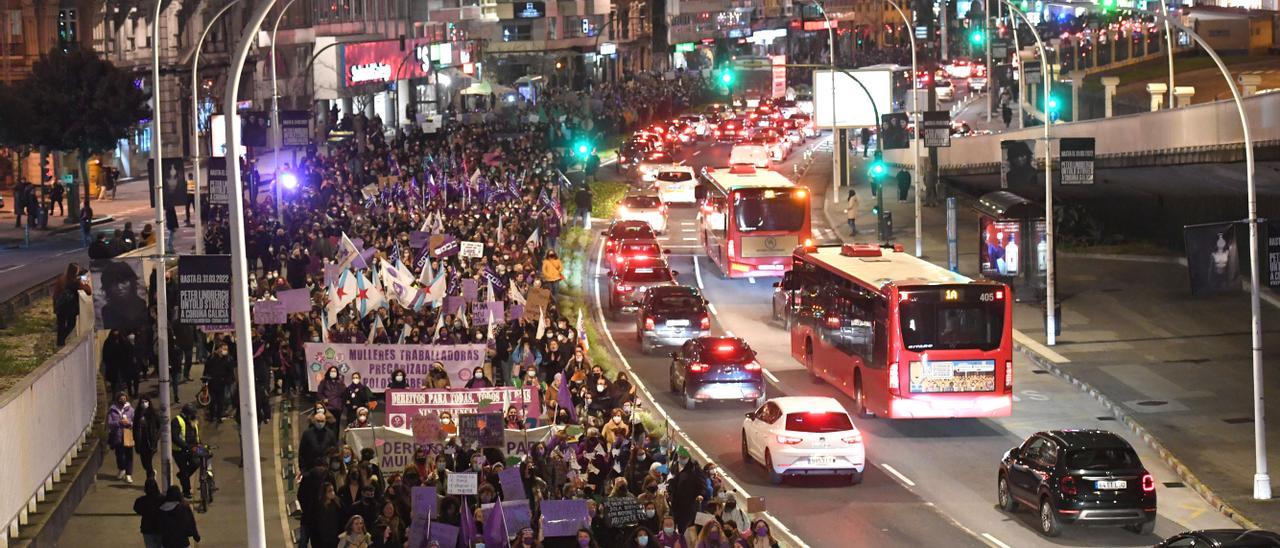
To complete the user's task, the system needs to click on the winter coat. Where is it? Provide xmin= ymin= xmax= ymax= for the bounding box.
xmin=318 ymin=377 xmax=347 ymax=413
xmin=541 ymin=257 xmax=564 ymax=283
xmin=843 ymin=195 xmax=861 ymax=221
xmin=107 ymin=402 xmax=134 ymax=448
xmin=133 ymin=405 xmax=162 ymax=454
xmin=157 ymin=499 xmax=200 ymax=547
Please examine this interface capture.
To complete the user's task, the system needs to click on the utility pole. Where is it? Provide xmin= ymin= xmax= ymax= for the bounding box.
xmin=149 ymin=0 xmax=175 ymax=491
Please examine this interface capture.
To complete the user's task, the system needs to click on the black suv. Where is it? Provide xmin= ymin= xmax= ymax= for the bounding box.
xmin=1157 ymin=529 xmax=1280 ymax=547
xmin=669 ymin=337 xmax=765 ymax=410
xmin=997 ymin=430 xmax=1156 ymax=537
xmin=635 ymin=285 xmax=710 ymax=354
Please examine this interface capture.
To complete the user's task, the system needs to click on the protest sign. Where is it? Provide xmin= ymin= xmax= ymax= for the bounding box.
xmin=540 ymin=500 xmax=591 ymax=537
xmin=602 ymin=496 xmax=645 ymax=527
xmin=504 ymin=425 xmax=553 ymax=457
xmin=481 ymin=500 xmax=532 ymax=536
xmin=411 ymin=486 xmax=438 ymax=521
xmin=462 ymin=279 xmax=478 ymax=302
xmin=498 ymin=467 xmax=526 ymax=500
xmin=459 ymin=241 xmax=484 ymax=258
xmin=458 ymin=413 xmax=505 ymax=448
xmin=304 ymin=342 xmax=487 ymax=392
xmin=276 ymin=288 xmax=313 ymax=314
xmin=252 ymin=300 xmax=287 ymax=324
xmin=411 ymin=412 xmax=445 ymax=445
xmin=426 ymin=522 xmax=458 ymax=548
xmin=177 ymin=255 xmax=232 ymax=325
xmin=384 ymin=387 xmax=542 ymax=430
xmin=523 ymin=287 xmax=551 ymax=320
xmin=409 ymin=231 xmax=431 ymax=249
xmin=447 ymin=472 xmax=478 ymax=495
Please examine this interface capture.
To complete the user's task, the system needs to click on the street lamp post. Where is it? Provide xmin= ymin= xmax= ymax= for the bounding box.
xmin=1001 ymin=1 xmax=1056 ymax=345
xmin=191 ymin=0 xmax=244 ymax=256
xmin=224 ymin=1 xmax=279 ymax=544
xmin=270 ymin=0 xmax=299 ymax=224
xmin=805 ymin=0 xmax=839 ymax=193
xmin=1157 ymin=12 xmax=1268 ymax=501
xmin=1159 ymin=1 xmax=1175 ymax=109
xmin=148 ymin=0 xmax=176 ymax=492
xmin=881 ymin=0 xmax=922 ymax=257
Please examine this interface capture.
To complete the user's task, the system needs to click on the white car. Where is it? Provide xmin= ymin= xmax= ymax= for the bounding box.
xmin=729 ymin=143 xmax=772 ymax=169
xmin=935 ymin=79 xmax=955 ymax=102
xmin=741 ymin=396 xmax=866 ymax=485
xmin=616 ymin=193 xmax=668 ymax=233
xmin=677 ymin=114 xmax=709 ymax=138
xmin=653 ymin=166 xmax=698 ymax=204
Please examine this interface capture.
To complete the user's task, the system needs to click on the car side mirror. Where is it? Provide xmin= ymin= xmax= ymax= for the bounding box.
xmin=745 ymin=412 xmax=755 ymax=420
xmin=772 ymin=281 xmax=781 ymax=288
xmin=1008 ymin=447 xmax=1021 ymax=459
xmin=670 ymin=271 xmax=680 ymax=278
xmin=600 ymin=231 xmax=608 ymax=236
xmin=663 ymin=248 xmax=671 ymax=254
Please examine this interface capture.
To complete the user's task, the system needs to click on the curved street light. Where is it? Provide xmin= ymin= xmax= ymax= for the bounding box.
xmin=270 ymin=0 xmax=300 ymax=223
xmin=191 ymin=0 xmax=245 ymax=255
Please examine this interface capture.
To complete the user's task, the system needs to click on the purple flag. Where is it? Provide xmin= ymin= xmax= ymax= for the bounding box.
xmin=460 ymin=497 xmax=477 ymax=548
xmin=462 ymin=279 xmax=478 ymax=302
xmin=539 ymin=500 xmax=590 ymax=538
xmin=497 ymin=468 xmax=525 ymax=500
xmin=443 ymin=296 xmax=464 ymax=316
xmin=557 ymin=373 xmax=577 ymax=423
xmin=324 ymin=263 xmax=342 ymax=288
xmin=277 ymin=288 xmax=312 ymax=314
xmin=410 ymin=231 xmax=432 ymax=249
xmin=427 ymin=522 xmax=458 ymax=548
xmin=488 ymin=302 xmax=505 ymax=325
xmin=482 ymin=497 xmax=509 ymax=548
xmin=353 ymin=247 xmax=377 ymax=270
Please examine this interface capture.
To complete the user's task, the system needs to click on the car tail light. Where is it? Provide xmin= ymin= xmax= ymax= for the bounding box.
xmin=825 ymin=316 xmax=840 ymax=329
xmin=689 ymin=362 xmax=709 ymax=373
xmin=776 ymin=434 xmax=803 ymax=445
xmin=842 ymin=431 xmax=862 ymax=444
xmin=888 ymin=362 xmax=899 ymax=392
xmin=744 ymin=361 xmax=762 ymax=371
xmin=616 ymin=284 xmax=633 ymax=293
xmin=660 ymin=204 xmax=668 ymax=214
xmin=1142 ymin=473 xmax=1155 ymax=492
xmin=644 ymin=317 xmax=655 ymax=331
xmin=615 ymin=255 xmax=626 ymax=265
xmin=606 ymin=239 xmax=616 ymax=250
xmin=1005 ymin=361 xmax=1013 ymax=389
xmin=714 ymin=130 xmax=721 ymax=137
xmin=700 ymin=315 xmax=711 ymax=330
xmin=1060 ymin=476 xmax=1078 ymax=496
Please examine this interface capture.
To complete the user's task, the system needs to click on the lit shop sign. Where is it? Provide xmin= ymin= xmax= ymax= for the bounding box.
xmin=341 ymin=39 xmax=458 ymax=87
xmin=599 ymin=42 xmax=617 ymax=56
xmin=350 ymin=63 xmax=393 ymax=84
xmin=515 ymin=1 xmax=546 ymax=18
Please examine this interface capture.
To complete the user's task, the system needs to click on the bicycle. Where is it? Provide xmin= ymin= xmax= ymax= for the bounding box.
xmin=195 ymin=376 xmax=211 ymax=408
xmin=193 ymin=443 xmax=217 ymax=512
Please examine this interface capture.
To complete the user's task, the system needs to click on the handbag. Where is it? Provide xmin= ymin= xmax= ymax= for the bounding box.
xmin=122 ymin=427 xmax=135 ymax=448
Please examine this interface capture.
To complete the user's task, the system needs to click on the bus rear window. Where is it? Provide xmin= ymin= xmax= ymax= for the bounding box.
xmin=734 ymin=188 xmax=806 ymax=233
xmin=899 ymin=287 xmax=1005 ymax=351
xmin=785 ymin=412 xmax=854 ymax=433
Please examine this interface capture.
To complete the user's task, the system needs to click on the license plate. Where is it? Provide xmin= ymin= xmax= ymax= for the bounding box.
xmin=667 ymin=319 xmax=690 ymax=327
xmin=809 ymin=456 xmax=835 ymax=466
xmin=1096 ymin=480 xmax=1127 ymax=490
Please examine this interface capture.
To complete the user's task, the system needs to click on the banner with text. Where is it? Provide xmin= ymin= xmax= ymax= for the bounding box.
xmin=206 ymin=157 xmax=229 ymax=205
xmin=177 ymin=255 xmax=232 ymax=325
xmin=304 ymin=343 xmax=487 ymax=393
xmin=384 ymin=387 xmax=543 ymax=429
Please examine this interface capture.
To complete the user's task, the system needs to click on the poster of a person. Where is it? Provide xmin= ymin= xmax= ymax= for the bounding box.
xmin=92 ymin=259 xmax=148 ymax=330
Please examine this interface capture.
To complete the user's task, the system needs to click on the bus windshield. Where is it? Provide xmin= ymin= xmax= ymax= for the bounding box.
xmin=734 ymin=188 xmax=806 ymax=233
xmin=899 ymin=286 xmax=1005 ymax=351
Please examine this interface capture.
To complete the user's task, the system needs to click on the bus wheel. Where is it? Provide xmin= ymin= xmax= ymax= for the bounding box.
xmin=854 ymin=371 xmax=873 ymax=419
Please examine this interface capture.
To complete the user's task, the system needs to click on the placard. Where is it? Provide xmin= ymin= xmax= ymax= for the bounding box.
xmin=459 ymin=241 xmax=485 ymax=258
xmin=411 ymin=486 xmax=438 ymax=521
xmin=1059 ymin=137 xmax=1095 ymax=185
xmin=922 ymin=111 xmax=952 ymax=148
xmin=458 ymin=413 xmax=505 ymax=448
xmin=252 ymin=300 xmax=287 ymax=324
xmin=384 ymin=387 xmax=542 ymax=430
xmin=411 ymin=412 xmax=445 ymax=445
xmin=303 ymin=342 xmax=488 ymax=392
xmin=279 ymin=110 xmax=311 ymax=147
xmin=177 ymin=255 xmax=232 ymax=325
xmin=206 ymin=157 xmax=229 ymax=205
xmin=602 ymin=496 xmax=645 ymax=528
xmin=540 ymin=500 xmax=591 ymax=537
xmin=447 ymin=472 xmax=479 ymax=495
xmin=498 ymin=467 xmax=526 ymax=500
xmin=523 ymin=287 xmax=551 ymax=320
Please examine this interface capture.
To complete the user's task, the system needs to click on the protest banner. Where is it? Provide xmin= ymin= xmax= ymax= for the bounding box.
xmin=304 ymin=342 xmax=487 ymax=392
xmin=252 ymin=300 xmax=287 ymax=324
xmin=384 ymin=387 xmax=542 ymax=430
xmin=602 ymin=496 xmax=645 ymax=527
xmin=498 ymin=467 xmax=526 ymax=500
xmin=447 ymin=472 xmax=478 ymax=495
xmin=504 ymin=425 xmax=553 ymax=458
xmin=540 ymin=500 xmax=591 ymax=537
xmin=523 ymin=287 xmax=551 ymax=320
xmin=177 ymin=255 xmax=232 ymax=325
xmin=458 ymin=413 xmax=505 ymax=448
xmin=345 ymin=427 xmax=433 ymax=471
xmin=459 ymin=241 xmax=484 ymax=258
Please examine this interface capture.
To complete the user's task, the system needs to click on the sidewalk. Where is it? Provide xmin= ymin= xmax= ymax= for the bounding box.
xmin=59 ymin=355 xmax=291 ymax=547
xmin=0 ymin=177 xmax=155 ymax=247
xmin=805 ymin=140 xmax=1280 ymax=530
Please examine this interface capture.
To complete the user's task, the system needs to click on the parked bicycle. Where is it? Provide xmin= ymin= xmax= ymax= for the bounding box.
xmin=193 ymin=443 xmax=217 ymax=513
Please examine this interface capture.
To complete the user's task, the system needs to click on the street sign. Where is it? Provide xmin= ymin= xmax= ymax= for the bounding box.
xmin=1022 ymin=61 xmax=1043 ymax=84
xmin=279 ymin=110 xmax=311 ymax=147
xmin=922 ymin=111 xmax=951 ymax=148
xmin=1058 ymin=137 xmax=1095 ymax=185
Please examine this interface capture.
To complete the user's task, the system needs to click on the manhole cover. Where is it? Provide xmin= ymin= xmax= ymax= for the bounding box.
xmin=1136 ymin=400 xmax=1168 ymax=407
xmin=1096 ymin=416 xmax=1116 ymax=421
xmin=1163 ymin=482 xmax=1186 ymax=488
xmin=1032 ymin=370 xmax=1049 ymax=375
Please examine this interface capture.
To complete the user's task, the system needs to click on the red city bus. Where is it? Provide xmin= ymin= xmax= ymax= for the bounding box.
xmin=785 ymin=243 xmax=1013 ymax=418
xmin=700 ymin=164 xmax=811 ymax=278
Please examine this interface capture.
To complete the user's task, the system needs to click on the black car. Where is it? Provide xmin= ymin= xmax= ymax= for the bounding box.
xmin=607 ymin=258 xmax=678 ymax=319
xmin=635 ymin=285 xmax=711 ymax=354
xmin=669 ymin=337 xmax=765 ymax=410
xmin=1157 ymin=529 xmax=1280 ymax=547
xmin=998 ymin=430 xmax=1156 ymax=537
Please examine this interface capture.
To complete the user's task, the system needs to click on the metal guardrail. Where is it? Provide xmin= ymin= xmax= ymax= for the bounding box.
xmin=0 ymin=277 xmax=59 ymax=330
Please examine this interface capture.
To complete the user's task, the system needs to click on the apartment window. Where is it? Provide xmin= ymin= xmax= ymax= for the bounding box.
xmin=502 ymin=23 xmax=533 ymax=42
xmin=57 ymin=9 xmax=77 ymax=50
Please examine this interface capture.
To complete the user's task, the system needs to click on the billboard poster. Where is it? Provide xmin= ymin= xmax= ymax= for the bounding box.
xmin=1000 ymin=140 xmax=1035 ymax=188
xmin=241 ymin=110 xmax=270 ymax=147
xmin=1184 ymin=222 xmax=1239 ymax=295
xmin=1268 ymin=221 xmax=1280 ymax=290
xmin=303 ymin=342 xmax=488 ymax=393
xmin=813 ymin=68 xmax=895 ymax=128
xmin=770 ymin=55 xmax=786 ymax=99
xmin=177 ymin=255 xmax=232 ymax=325
xmin=206 ymin=157 xmax=229 ymax=205
xmin=1059 ymin=137 xmax=1095 ymax=185
xmin=341 ymin=38 xmax=435 ymax=88
xmin=880 ymin=113 xmax=910 ymax=150
xmin=979 ymin=217 xmax=1022 ymax=277
xmin=383 ymin=387 xmax=542 ymax=429
xmin=147 ymin=157 xmax=186 ymax=209
xmin=922 ymin=111 xmax=951 ymax=148
xmin=279 ymin=110 xmax=311 ymax=147
xmin=91 ymin=258 xmax=147 ymax=331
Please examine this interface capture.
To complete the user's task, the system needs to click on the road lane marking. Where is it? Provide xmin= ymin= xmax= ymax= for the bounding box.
xmin=878 ymin=462 xmax=916 ymax=487
xmin=0 ymin=264 xmax=24 ymax=274
xmin=706 ymin=303 xmax=718 ymax=316
xmin=748 ymin=277 xmax=756 ymax=285
xmin=1013 ymin=329 xmax=1070 ymax=363
xmin=680 ymin=228 xmax=696 ymax=233
xmin=693 ymin=256 xmax=705 ymax=290
xmin=763 ymin=369 xmax=780 ymax=383
xmin=590 ymin=238 xmax=811 ymax=548
xmin=56 ymin=247 xmax=87 ymax=256
xmin=681 ymin=237 xmax=697 ymax=241
xmin=981 ymin=533 xmax=1012 ymax=548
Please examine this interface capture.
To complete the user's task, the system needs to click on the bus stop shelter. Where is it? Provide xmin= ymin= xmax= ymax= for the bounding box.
xmin=970 ymin=191 xmax=1050 ymax=303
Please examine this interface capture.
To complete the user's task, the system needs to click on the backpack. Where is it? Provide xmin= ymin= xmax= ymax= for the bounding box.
xmin=55 ymin=288 xmax=78 ymax=315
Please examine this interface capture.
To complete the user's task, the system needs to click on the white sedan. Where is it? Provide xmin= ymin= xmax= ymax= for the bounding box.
xmin=616 ymin=193 xmax=668 ymax=233
xmin=653 ymin=167 xmax=698 ymax=204
xmin=741 ymin=396 xmax=865 ymax=485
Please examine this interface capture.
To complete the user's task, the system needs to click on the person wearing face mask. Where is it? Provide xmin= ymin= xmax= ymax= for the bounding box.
xmin=572 ymin=528 xmax=600 ymax=548
xmin=347 ymin=484 xmax=380 ymax=540
xmin=695 ymin=521 xmax=733 ymax=548
xmin=108 ymin=391 xmax=136 ymax=483
xmin=744 ymin=519 xmax=778 ymax=548
xmin=587 ymin=378 xmax=614 ymax=417
xmin=204 ymin=342 xmax=235 ymax=423
xmin=388 ymin=369 xmax=409 ymax=390
xmin=625 ymin=526 xmax=656 ymax=548
xmin=655 ymin=516 xmax=688 ymax=548
xmin=428 ymin=362 xmax=451 ymax=389
xmin=300 ymin=413 xmax=339 ymax=473
xmin=318 ymin=366 xmax=347 ymax=426
xmin=132 ymin=395 xmax=162 ymax=480
xmin=602 ymin=409 xmax=629 ymax=445
xmin=344 ymin=373 xmax=374 ymax=425
xmin=465 ymin=366 xmax=493 ymax=388
xmin=720 ymin=522 xmax=748 ymax=548
xmin=670 ymin=447 xmax=705 ymax=534
xmin=349 ymin=407 xmax=373 ymax=428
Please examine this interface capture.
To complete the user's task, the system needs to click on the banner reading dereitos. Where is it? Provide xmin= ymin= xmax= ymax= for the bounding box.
xmin=304 ymin=342 xmax=487 ymax=392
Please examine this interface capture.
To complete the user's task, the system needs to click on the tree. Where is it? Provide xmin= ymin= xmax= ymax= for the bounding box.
xmin=23 ymin=44 xmax=150 ymax=221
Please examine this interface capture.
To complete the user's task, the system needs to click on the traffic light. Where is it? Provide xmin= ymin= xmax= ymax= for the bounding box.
xmin=969 ymin=29 xmax=985 ymax=45
xmin=868 ymin=152 xmax=888 ymax=178
xmin=573 ymin=139 xmax=595 ymax=160
xmin=719 ymin=69 xmax=735 ymax=86
xmin=1047 ymin=95 xmax=1061 ymax=121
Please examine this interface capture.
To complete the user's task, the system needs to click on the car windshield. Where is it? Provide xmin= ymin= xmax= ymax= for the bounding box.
xmin=623 ymin=196 xmax=661 ymax=208
xmin=785 ymin=412 xmax=854 ymax=433
xmin=734 ymin=188 xmax=807 ymax=233
xmin=623 ymin=266 xmax=672 ymax=283
xmin=657 ymin=171 xmax=693 ymax=182
xmin=1065 ymin=447 xmax=1141 ymax=470
xmin=621 ymin=242 xmax=660 ymax=256
xmin=610 ymin=225 xmax=655 ymax=240
xmin=651 ymin=293 xmax=702 ymax=311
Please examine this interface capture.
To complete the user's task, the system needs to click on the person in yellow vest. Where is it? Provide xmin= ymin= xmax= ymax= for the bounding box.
xmin=171 ymin=403 xmax=201 ymax=498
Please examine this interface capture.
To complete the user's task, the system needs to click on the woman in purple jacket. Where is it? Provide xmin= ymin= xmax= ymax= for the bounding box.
xmin=317 ymin=365 xmax=347 ymax=429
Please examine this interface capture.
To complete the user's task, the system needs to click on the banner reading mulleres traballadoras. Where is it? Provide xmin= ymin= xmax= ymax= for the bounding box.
xmin=304 ymin=342 xmax=487 ymax=392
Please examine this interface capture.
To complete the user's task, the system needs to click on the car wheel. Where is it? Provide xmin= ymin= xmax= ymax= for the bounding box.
xmin=1038 ymin=498 xmax=1062 ymax=537
xmin=741 ymin=432 xmax=752 ymax=464
xmin=1124 ymin=519 xmax=1155 ymax=535
xmin=997 ymin=475 xmax=1018 ymax=512
xmin=765 ymin=451 xmax=783 ymax=485
xmin=848 ymin=470 xmax=863 ymax=485
xmin=683 ymin=391 xmax=697 ymax=411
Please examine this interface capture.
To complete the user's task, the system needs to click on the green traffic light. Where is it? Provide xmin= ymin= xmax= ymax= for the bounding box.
xmin=720 ymin=71 xmax=734 ymax=85
xmin=1047 ymin=97 xmax=1059 ymax=111
xmin=970 ymin=30 xmax=984 ymax=45
xmin=573 ymin=140 xmax=592 ymax=158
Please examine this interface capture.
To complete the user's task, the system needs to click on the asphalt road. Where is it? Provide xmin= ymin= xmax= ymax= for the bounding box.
xmin=586 ymin=133 xmax=1237 ymax=547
